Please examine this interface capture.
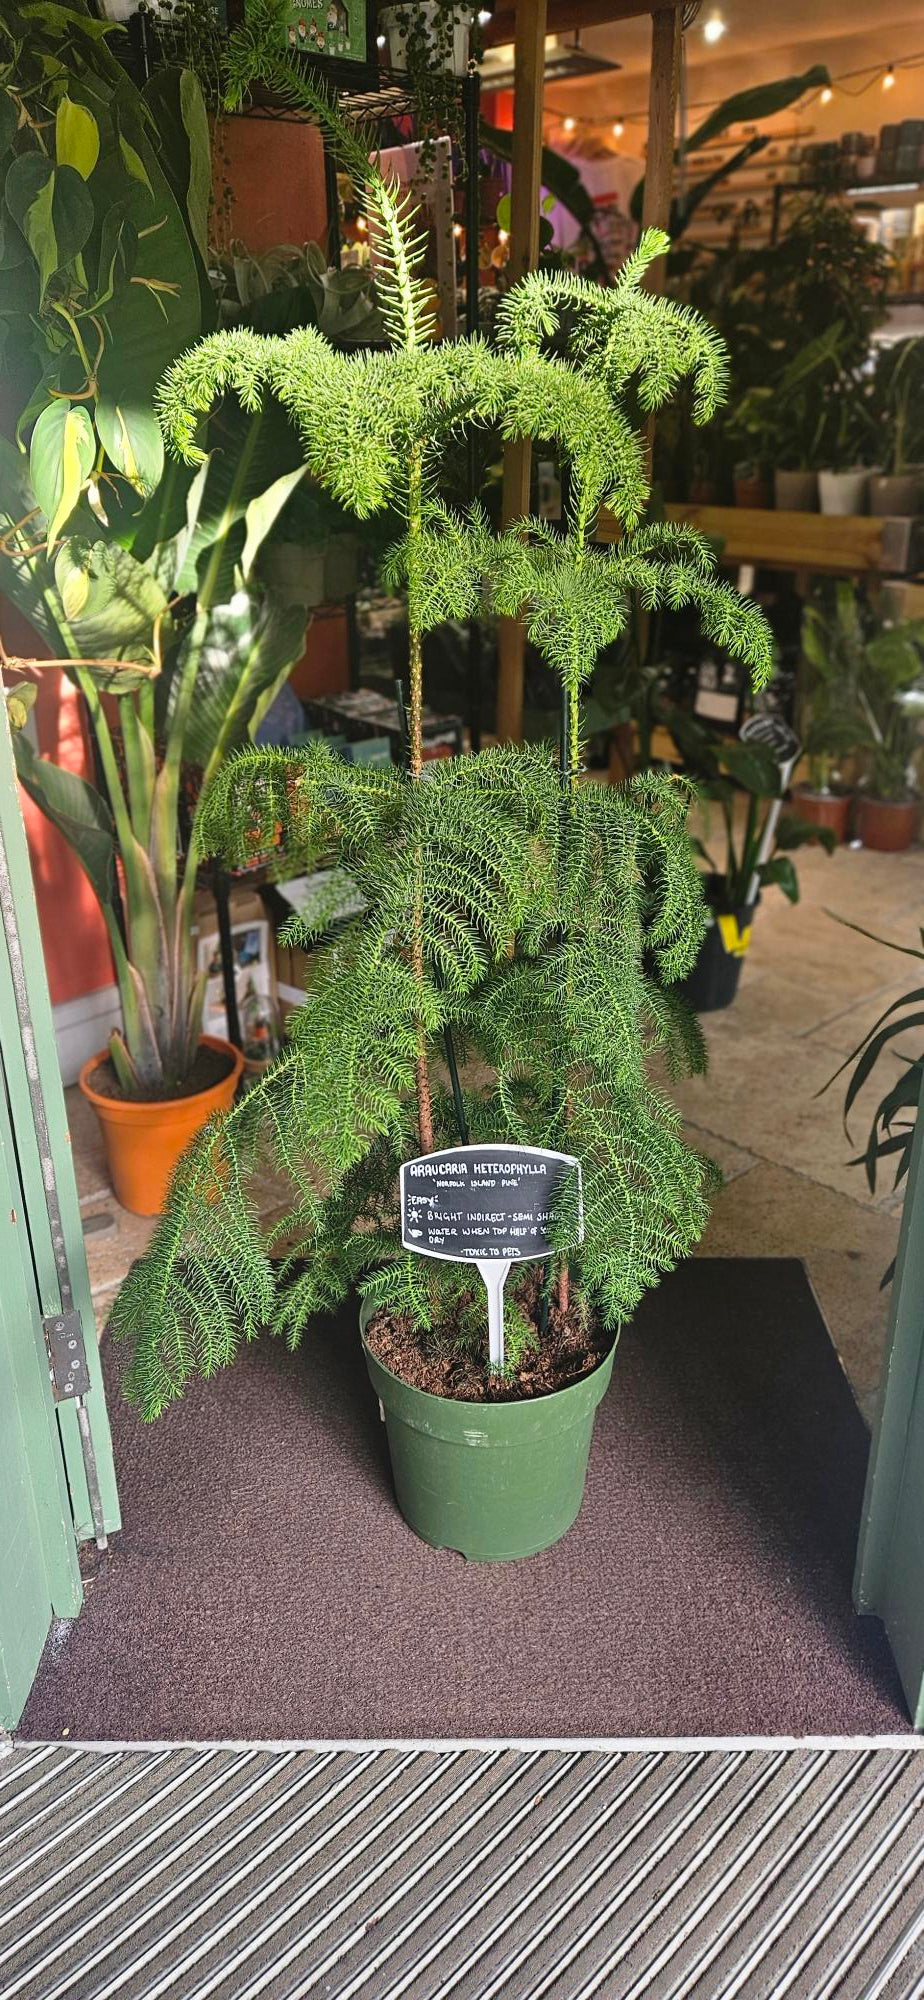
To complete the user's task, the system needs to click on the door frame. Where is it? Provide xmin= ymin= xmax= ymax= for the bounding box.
xmin=855 ymin=1065 xmax=924 ymax=1727
xmin=0 ymin=693 xmax=119 ymax=1727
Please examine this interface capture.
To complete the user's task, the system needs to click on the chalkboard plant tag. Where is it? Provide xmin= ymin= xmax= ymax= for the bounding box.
xmin=400 ymin=1144 xmax=583 ymax=1373
xmin=112 ymin=37 xmax=774 ymax=1551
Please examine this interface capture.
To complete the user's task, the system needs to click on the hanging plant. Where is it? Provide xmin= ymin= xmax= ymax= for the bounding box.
xmin=378 ymin=1 xmax=474 ymax=160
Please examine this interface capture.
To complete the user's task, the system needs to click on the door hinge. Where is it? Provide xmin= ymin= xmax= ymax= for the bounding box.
xmin=43 ymin=1309 xmax=91 ymax=1400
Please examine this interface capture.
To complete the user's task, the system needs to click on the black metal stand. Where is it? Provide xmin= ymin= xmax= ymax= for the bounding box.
xmin=324 ymin=142 xmax=342 ymax=268
xmin=212 ymin=863 xmax=243 ymax=1051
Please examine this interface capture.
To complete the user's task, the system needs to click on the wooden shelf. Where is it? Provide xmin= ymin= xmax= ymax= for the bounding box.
xmin=597 ymin=505 xmax=920 ymax=578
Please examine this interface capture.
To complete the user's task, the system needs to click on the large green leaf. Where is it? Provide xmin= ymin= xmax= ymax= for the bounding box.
xmin=4 ymin=154 xmax=94 ymax=298
xmin=92 ymin=107 xmax=202 ymax=412
xmin=13 ymin=726 xmax=116 ymax=910
xmin=631 ymin=65 xmax=831 ymax=226
xmin=96 ymin=389 xmax=165 ymax=498
xmin=685 ymin=66 xmax=831 ymax=157
xmin=168 ymin=594 xmax=308 ymax=769
xmin=241 ymin=466 xmax=307 ymax=580
xmin=5 ymin=152 xmax=56 ymax=298
xmin=29 ymin=400 xmax=95 ymax=543
xmin=55 ymin=94 xmax=100 ymax=178
xmin=51 ymin=162 xmax=95 ymax=265
xmin=718 ymin=737 xmax=783 ymax=797
xmin=142 ymin=67 xmax=210 ymax=263
xmin=757 ymin=854 xmax=800 ymax=903
xmin=51 ymin=535 xmax=170 ymax=656
xmin=174 ymin=403 xmax=306 ymax=602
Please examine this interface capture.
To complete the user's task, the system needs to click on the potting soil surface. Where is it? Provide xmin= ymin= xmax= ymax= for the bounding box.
xmin=20 ymin=1258 xmax=909 ymax=1739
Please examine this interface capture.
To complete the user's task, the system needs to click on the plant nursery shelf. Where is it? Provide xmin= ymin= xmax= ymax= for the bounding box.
xmin=597 ymin=505 xmax=919 ymax=578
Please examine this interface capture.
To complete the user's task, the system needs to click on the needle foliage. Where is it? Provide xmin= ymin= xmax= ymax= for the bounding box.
xmin=112 ymin=11 xmax=773 ymax=1416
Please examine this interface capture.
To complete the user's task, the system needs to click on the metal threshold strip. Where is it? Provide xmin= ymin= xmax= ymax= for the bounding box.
xmin=2 ymin=1742 xmax=924 ymax=1998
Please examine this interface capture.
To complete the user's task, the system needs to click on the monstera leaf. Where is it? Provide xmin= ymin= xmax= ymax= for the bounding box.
xmin=165 ymin=592 xmax=308 ymax=769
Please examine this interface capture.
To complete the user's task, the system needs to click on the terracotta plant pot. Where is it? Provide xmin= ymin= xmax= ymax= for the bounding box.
xmin=733 ymin=474 xmax=771 ymax=510
xmin=79 ymin=1034 xmax=244 ymax=1217
xmin=791 ymin=785 xmax=851 ymax=842
xmin=855 ymin=795 xmax=919 ymax=853
xmin=818 ymin=468 xmax=868 ymax=516
xmin=868 ymin=473 xmax=921 ymax=518
xmin=774 ymin=469 xmax=818 ymax=512
xmin=689 ymin=478 xmax=720 ymax=504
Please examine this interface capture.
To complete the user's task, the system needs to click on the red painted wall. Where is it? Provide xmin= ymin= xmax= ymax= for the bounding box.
xmin=3 ymin=601 xmax=114 ymax=1008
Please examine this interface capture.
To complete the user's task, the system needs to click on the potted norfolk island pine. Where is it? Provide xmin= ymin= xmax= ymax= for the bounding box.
xmin=111 ymin=16 xmax=773 ymax=1559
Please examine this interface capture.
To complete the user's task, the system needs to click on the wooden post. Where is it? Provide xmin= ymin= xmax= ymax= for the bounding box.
xmin=494 ymin=0 xmax=548 ymax=744
xmin=641 ymin=3 xmax=681 ymax=291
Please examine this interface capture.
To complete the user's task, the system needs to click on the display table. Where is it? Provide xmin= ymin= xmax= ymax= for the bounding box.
xmin=597 ymin=504 xmax=922 ymax=578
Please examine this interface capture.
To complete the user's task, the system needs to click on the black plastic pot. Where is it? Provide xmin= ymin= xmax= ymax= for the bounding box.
xmin=682 ymin=876 xmax=757 ymax=1013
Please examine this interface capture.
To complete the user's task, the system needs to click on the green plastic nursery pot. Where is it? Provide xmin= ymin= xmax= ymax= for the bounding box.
xmin=360 ymin=1300 xmax=617 ymax=1562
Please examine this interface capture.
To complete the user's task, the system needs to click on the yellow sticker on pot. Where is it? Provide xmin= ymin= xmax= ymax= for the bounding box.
xmin=717 ymin=914 xmax=752 ymax=957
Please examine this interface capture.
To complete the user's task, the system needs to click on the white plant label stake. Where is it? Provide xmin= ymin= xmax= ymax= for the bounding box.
xmin=400 ymin=1143 xmax=584 ymax=1374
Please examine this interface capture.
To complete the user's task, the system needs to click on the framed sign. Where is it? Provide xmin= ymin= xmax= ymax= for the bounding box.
xmin=278 ymin=0 xmax=378 ymax=84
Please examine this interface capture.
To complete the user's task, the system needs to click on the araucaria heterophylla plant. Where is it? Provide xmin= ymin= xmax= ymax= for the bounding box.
xmin=112 ymin=14 xmax=773 ymax=1417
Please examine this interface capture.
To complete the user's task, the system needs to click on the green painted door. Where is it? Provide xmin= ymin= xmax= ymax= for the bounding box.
xmin=0 ymin=692 xmax=119 ymax=1728
xmin=855 ymin=1069 xmax=924 ymax=1728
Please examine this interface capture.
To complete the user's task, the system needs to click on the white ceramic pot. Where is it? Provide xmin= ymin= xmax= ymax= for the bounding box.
xmin=380 ymin=3 xmax=472 ymax=76
xmin=818 ymin=468 xmax=869 ymax=516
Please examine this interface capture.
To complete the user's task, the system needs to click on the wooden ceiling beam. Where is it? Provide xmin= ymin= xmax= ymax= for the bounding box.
xmin=484 ymin=0 xmax=681 ymax=46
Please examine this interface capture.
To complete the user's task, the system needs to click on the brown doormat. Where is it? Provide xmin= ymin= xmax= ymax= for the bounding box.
xmin=19 ymin=1259 xmax=908 ymax=1740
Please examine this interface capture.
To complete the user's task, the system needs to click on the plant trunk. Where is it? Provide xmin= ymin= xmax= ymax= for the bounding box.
xmin=407 ymin=454 xmax=434 ymax=1153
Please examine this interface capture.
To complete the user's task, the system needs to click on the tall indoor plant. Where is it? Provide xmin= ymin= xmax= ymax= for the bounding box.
xmin=662 ymin=703 xmax=835 ymax=1010
xmin=111 ymin=15 xmax=772 ymax=1560
xmin=0 ymin=2 xmax=310 ymax=1211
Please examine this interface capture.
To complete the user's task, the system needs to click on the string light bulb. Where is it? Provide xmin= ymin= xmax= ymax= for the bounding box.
xmin=820 ymin=85 xmax=833 ymax=104
xmin=612 ymin=119 xmax=624 ymax=138
xmin=562 ymin=115 xmax=576 ymax=133
xmin=702 ymin=11 xmax=726 ymax=43
xmin=883 ymin=63 xmax=896 ymax=89
xmin=376 ymin=32 xmax=386 ymax=48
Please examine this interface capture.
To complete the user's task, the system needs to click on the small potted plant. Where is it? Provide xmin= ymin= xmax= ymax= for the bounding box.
xmin=727 ymin=328 xmax=844 ymax=515
xmin=816 ymin=384 xmax=873 ymax=516
xmin=867 ymin=338 xmax=924 ymax=519
xmin=793 ymin=584 xmax=868 ymax=840
xmin=854 ymin=612 xmax=924 ymax=852
xmin=663 ymin=706 xmax=836 ymax=1011
xmin=111 ymin=18 xmax=773 ymax=1562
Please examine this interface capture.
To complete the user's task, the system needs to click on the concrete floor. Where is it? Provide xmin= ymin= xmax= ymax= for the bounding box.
xmin=70 ymin=831 xmax=923 ymax=1424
